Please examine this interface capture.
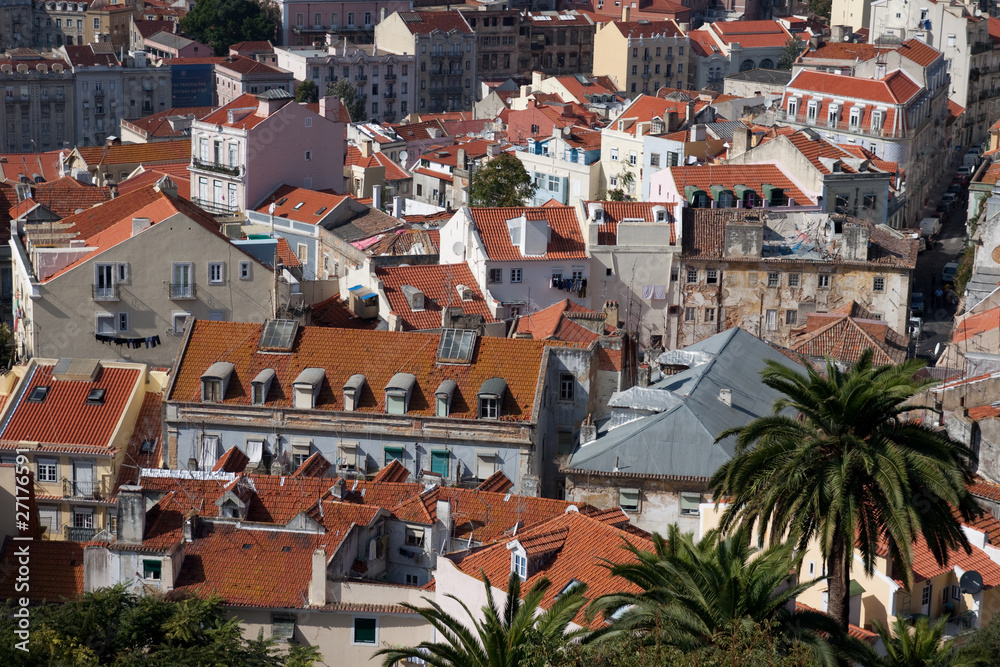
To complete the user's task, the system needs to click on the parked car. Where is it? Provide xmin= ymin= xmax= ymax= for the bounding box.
xmin=956 ymin=165 xmax=972 ymax=178
xmin=908 ymin=316 xmax=923 ymax=339
xmin=910 ymin=292 xmax=925 ymax=317
xmin=942 ymin=261 xmax=960 ymax=284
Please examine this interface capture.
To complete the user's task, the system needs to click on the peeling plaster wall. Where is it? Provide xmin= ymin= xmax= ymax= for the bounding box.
xmin=563 ymin=472 xmax=707 ymax=535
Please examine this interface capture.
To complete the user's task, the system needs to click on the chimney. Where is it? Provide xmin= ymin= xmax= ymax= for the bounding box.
xmin=603 ymin=299 xmax=619 ymax=328
xmin=622 ymin=6 xmax=630 ymax=21
xmin=361 ymin=140 xmax=373 ymax=158
xmin=131 ymin=217 xmax=151 ymax=236
xmin=685 ymin=100 xmax=696 ymax=124
xmin=392 ymin=195 xmax=404 ymax=219
xmin=731 ymin=125 xmax=752 ymax=157
xmin=719 ymin=387 xmax=732 ymax=407
xmin=532 ymin=70 xmax=543 ymax=87
xmin=182 ymin=513 xmax=198 ymax=542
xmin=487 ymin=143 xmax=500 ymax=158
xmin=457 ymin=148 xmax=467 ymax=169
xmin=637 ymin=362 xmax=651 ymax=388
xmin=372 ymin=184 xmax=383 ymax=208
xmin=579 ymin=414 xmax=597 ymax=444
xmin=331 ymin=477 xmax=345 ymax=499
xmin=309 ymin=548 xmax=327 ymax=606
xmin=116 ymin=485 xmax=146 ymax=545
xmin=665 ymin=111 xmax=679 ymax=133
xmin=436 ymin=498 xmax=452 ymax=538
xmin=318 ymin=95 xmax=340 ymax=121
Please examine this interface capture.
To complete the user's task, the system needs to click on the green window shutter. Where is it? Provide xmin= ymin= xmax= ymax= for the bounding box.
xmin=353 ymin=618 xmax=377 ymax=644
xmin=143 ymin=560 xmax=161 ymax=578
xmin=619 ymin=488 xmax=640 ymax=511
xmin=680 ymin=493 xmax=701 ymax=514
xmin=431 ymin=450 xmax=449 ymax=477
xmin=384 ymin=446 xmax=404 ymax=465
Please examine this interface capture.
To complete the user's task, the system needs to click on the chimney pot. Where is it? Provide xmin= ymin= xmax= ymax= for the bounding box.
xmin=719 ymin=387 xmax=732 ymax=407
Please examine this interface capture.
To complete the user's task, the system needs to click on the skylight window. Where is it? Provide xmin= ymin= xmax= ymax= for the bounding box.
xmin=557 ymin=579 xmax=584 ymax=598
xmin=140 ymin=439 xmax=155 ymax=454
xmin=85 ymin=388 xmax=106 ymax=405
xmin=259 ymin=319 xmax=299 ymax=350
xmin=27 ymin=386 xmax=49 ymax=402
xmin=276 ymin=197 xmax=288 ymax=206
xmin=315 ymin=206 xmax=327 ymax=216
xmin=436 ymin=329 xmax=477 ymax=363
xmin=293 ymin=201 xmax=305 ymax=210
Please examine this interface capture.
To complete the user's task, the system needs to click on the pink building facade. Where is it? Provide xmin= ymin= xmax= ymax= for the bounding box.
xmin=269 ymin=0 xmax=412 ymax=46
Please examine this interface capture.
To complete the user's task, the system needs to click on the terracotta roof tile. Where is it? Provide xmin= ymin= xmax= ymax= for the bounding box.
xmin=586 ymin=200 xmax=676 ymax=245
xmin=117 ymin=167 xmax=192 ymax=200
xmin=73 ymin=140 xmax=191 ymax=168
xmin=789 ymin=312 xmax=909 ymax=366
xmin=217 ymin=54 xmax=286 ymax=76
xmin=954 ymin=307 xmax=1000 ymax=343
xmin=0 ymin=362 xmax=142 ymax=449
xmin=512 ymin=299 xmax=611 ymax=344
xmin=389 ymin=119 xmax=451 ymax=142
xmin=363 ymin=228 xmax=439 ymax=257
xmin=199 ymin=94 xmax=273 ymax=131
xmin=397 ymin=10 xmax=473 ymax=34
xmin=345 ymin=147 xmax=410 ymax=181
xmin=168 ymin=321 xmax=573 ymax=421
xmin=63 ymin=44 xmax=119 ymax=67
xmin=255 ymin=184 xmax=348 ymax=223
xmin=418 ymin=140 xmax=492 ymax=167
xmin=376 ymin=263 xmax=496 ymax=331
xmin=612 ymin=19 xmax=683 ymax=38
xmin=787 ymin=69 xmax=922 ymax=106
xmin=803 ymin=42 xmax=892 ymax=62
xmin=275 ymin=237 xmax=302 ymax=269
xmin=711 ymin=20 xmax=793 ymax=48
xmin=30 ymin=175 xmax=113 ymax=217
xmin=0 ymin=151 xmax=64 ymax=183
xmin=469 ymin=206 xmax=587 ymax=261
xmin=0 ymin=540 xmax=84 ymax=601
xmin=121 ymin=106 xmax=213 ymax=139
xmin=667 ymin=164 xmax=815 ymax=206
xmin=291 ymin=451 xmax=332 ymax=478
xmin=372 ymin=459 xmax=411 ymax=483
xmin=475 ymin=470 xmax=513 ymax=493
xmin=454 ymin=510 xmax=652 ymax=626
xmin=113 ymin=391 xmax=162 ymax=492
xmin=213 ymin=446 xmax=250 ymax=473
xmin=970 ymin=477 xmax=1000 ymax=502
xmin=896 ymin=38 xmax=942 ymax=67
xmin=309 ymin=295 xmax=379 ymax=330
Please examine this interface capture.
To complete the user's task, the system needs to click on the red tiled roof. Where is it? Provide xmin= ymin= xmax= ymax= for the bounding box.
xmin=113 ymin=391 xmax=163 ymax=492
xmin=788 ymin=69 xmax=922 ymax=105
xmin=229 ymin=40 xmax=274 ymax=54
xmin=363 ymin=228 xmax=439 ymax=257
xmin=954 ymin=307 xmax=1000 ymax=343
xmin=969 ymin=477 xmax=1000 ymax=501
xmin=454 ymin=510 xmax=652 ymax=627
xmin=512 ymin=299 xmax=611 ymax=344
xmin=616 ymin=94 xmax=709 ymax=129
xmin=899 ymin=533 xmax=1000 ymax=587
xmin=169 ymin=321 xmax=575 ymax=421
xmin=73 ymin=140 xmax=192 ymax=168
xmin=398 ymin=11 xmax=473 ymax=34
xmin=30 ymin=175 xmax=113 ymax=217
xmin=789 ymin=311 xmax=908 ymax=366
xmin=586 ymin=200 xmax=676 ymax=245
xmin=0 ymin=151 xmax=64 ymax=183
xmin=121 ymin=106 xmax=213 ymax=139
xmin=63 ymin=44 xmax=119 ymax=67
xmin=275 ymin=237 xmax=302 ymax=269
xmin=217 ymin=54 xmax=286 ymax=76
xmin=469 ymin=206 xmax=587 ymax=261
xmin=117 ymin=167 xmax=192 ymax=200
xmin=896 ymin=38 xmax=942 ymax=67
xmin=0 ymin=363 xmax=142 ymax=449
xmin=198 ymin=93 xmax=272 ymax=130
xmin=133 ymin=19 xmax=176 ymax=39
xmin=309 ymin=295 xmax=379 ymax=330
xmin=214 ymin=446 xmax=250 ymax=473
xmin=667 ymin=164 xmax=815 ymax=205
xmin=0 ymin=540 xmax=84 ymax=601
xmin=710 ymin=20 xmax=793 ymax=48
xmin=612 ymin=19 xmax=683 ymax=38
xmin=390 ymin=119 xmax=451 ymax=142
xmin=803 ymin=42 xmax=892 ymax=62
xmin=418 ymin=140 xmax=492 ymax=167
xmin=376 ymin=263 xmax=497 ymax=331
xmin=475 ymin=470 xmax=513 ymax=494
xmin=255 ymin=184 xmax=348 ymax=223
xmin=372 ymin=459 xmax=410 ymax=483
xmin=291 ymin=450 xmax=332 ymax=478
xmin=345 ymin=146 xmax=410 ymax=181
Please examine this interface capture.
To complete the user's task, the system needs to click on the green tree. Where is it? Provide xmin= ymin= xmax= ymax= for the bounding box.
xmin=710 ymin=351 xmax=981 ymax=632
xmin=959 ymin=612 xmax=1000 ymax=664
xmin=808 ymin=0 xmax=832 ymax=18
xmin=606 ymin=166 xmax=635 ymax=201
xmin=778 ymin=37 xmax=806 ymax=69
xmin=294 ymin=80 xmax=318 ymax=103
xmin=326 ymin=79 xmax=366 ymax=122
xmin=375 ymin=570 xmax=588 ymax=667
xmin=469 ymin=153 xmax=535 ymax=208
xmin=179 ymin=0 xmax=277 ymax=56
xmin=859 ymin=616 xmax=984 ymax=667
xmin=588 ymin=525 xmax=840 ymax=666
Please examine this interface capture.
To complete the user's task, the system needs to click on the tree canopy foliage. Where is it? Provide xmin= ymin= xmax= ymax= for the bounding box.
xmin=294 ymin=80 xmax=318 ymax=104
xmin=326 ymin=79 xmax=366 ymax=123
xmin=179 ymin=0 xmax=277 ymax=57
xmin=469 ymin=153 xmax=535 ymax=208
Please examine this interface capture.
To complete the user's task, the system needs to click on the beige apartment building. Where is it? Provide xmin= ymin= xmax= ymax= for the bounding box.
xmin=0 ymin=49 xmax=75 ymax=153
xmin=85 ymin=0 xmax=138 ymax=50
xmin=375 ymin=11 xmax=477 ymax=113
xmin=593 ymin=18 xmax=690 ymax=97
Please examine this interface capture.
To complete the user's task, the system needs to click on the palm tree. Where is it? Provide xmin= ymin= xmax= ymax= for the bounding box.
xmin=861 ymin=616 xmax=985 ymax=667
xmin=375 ymin=570 xmax=587 ymax=667
xmin=710 ymin=351 xmax=981 ymax=632
xmin=589 ymin=525 xmax=840 ymax=666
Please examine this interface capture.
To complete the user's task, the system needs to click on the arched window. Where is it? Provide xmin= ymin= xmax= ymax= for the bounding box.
xmin=740 ymin=59 xmax=755 ymax=72
xmin=759 ymin=58 xmax=775 ymax=69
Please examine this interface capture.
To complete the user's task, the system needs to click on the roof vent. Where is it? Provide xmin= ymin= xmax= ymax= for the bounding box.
xmin=27 ymin=386 xmax=50 ymax=403
xmin=719 ymin=387 xmax=732 ymax=407
xmin=401 ymin=284 xmax=425 ymax=311
xmin=85 ymin=388 xmax=106 ymax=405
xmin=456 ymin=284 xmax=474 ymax=301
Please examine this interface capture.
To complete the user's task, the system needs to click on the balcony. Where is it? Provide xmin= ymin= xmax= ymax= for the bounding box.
xmin=384 ymin=72 xmax=396 ymax=81
xmin=643 ymin=53 xmax=651 ymax=61
xmin=92 ymin=284 xmax=119 ymax=301
xmin=430 ymin=52 xmax=446 ymax=60
xmin=777 ymin=109 xmax=913 ymax=139
xmin=65 ymin=526 xmax=96 ymax=541
xmin=384 ymin=90 xmax=395 ymax=99
xmin=63 ymin=478 xmax=102 ymax=499
xmin=192 ymin=196 xmax=240 ymax=216
xmin=664 ymin=53 xmax=674 ymax=61
xmin=191 ymin=158 xmax=242 ymax=176
xmin=168 ymin=283 xmax=196 ymax=299
xmin=355 ymin=73 xmax=367 ymax=82
xmin=93 ymin=88 xmax=104 ymax=98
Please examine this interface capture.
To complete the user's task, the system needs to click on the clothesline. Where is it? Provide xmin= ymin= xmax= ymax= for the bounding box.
xmin=95 ymin=334 xmax=162 ymax=349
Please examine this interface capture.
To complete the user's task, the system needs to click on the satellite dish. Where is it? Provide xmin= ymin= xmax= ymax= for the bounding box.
xmin=934 ymin=343 xmax=941 ymax=357
xmin=960 ymin=571 xmax=984 ymax=595
xmin=268 ymin=202 xmax=276 ymax=214
xmin=764 ymin=99 xmax=773 ymax=109
xmin=399 ymin=150 xmax=408 ymax=162
xmin=452 ymin=241 xmax=465 ymax=257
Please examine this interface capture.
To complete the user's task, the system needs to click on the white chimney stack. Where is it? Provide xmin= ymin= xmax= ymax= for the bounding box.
xmin=719 ymin=387 xmax=732 ymax=407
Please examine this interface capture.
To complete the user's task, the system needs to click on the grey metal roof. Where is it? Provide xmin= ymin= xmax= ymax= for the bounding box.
xmin=251 ymin=368 xmax=275 ymax=385
xmin=705 ymin=121 xmax=747 ymax=143
xmin=478 ymin=377 xmax=507 ymax=398
xmin=258 ymin=87 xmax=293 ymax=100
xmin=343 ymin=374 xmax=366 ymax=392
xmin=293 ymin=367 xmax=325 ymax=387
xmin=146 ymin=32 xmax=195 ymax=50
xmin=201 ymin=362 xmax=234 ymax=380
xmin=385 ymin=372 xmax=416 ymax=394
xmin=725 ymin=68 xmax=793 ymax=85
xmin=567 ymin=328 xmax=806 ymax=479
xmin=435 ymin=379 xmax=458 ymax=397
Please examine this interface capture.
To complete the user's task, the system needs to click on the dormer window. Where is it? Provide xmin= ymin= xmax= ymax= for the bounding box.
xmin=27 ymin=386 xmax=50 ymax=402
xmin=827 ymin=103 xmax=839 ymax=126
xmin=588 ymin=202 xmax=605 ymax=223
xmin=435 ymin=379 xmax=456 ymax=417
xmin=652 ymin=205 xmax=667 ymax=223
xmin=871 ymin=110 xmax=884 ymax=130
xmin=292 ymin=368 xmax=324 ymax=409
xmin=251 ymin=368 xmax=275 ymax=406
xmin=343 ymin=374 xmax=366 ymax=412
xmin=200 ymin=362 xmax=234 ymax=402
xmin=849 ymin=107 xmax=862 ymax=127
xmin=787 ymin=97 xmax=798 ymax=116
xmin=806 ymin=100 xmax=818 ymax=121
xmin=385 ymin=372 xmax=416 ymax=415
xmin=478 ymin=378 xmax=506 ymax=419
xmin=508 ymin=541 xmax=527 ymax=580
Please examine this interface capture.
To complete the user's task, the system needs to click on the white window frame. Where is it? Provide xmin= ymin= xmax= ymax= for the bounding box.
xmin=37 ymin=458 xmax=58 ymax=483
xmin=239 ymin=261 xmax=252 ymax=280
xmin=96 ymin=312 xmax=115 ymax=335
xmin=172 ymin=311 xmax=192 ymax=335
xmin=510 ymin=268 xmax=522 ymax=283
xmin=208 ymin=262 xmax=225 ymax=284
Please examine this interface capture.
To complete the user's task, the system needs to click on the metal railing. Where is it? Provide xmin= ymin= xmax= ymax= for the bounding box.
xmin=65 ymin=526 xmax=96 ymax=541
xmin=191 ymin=158 xmax=242 ymax=176
xmin=168 ymin=283 xmax=196 ymax=299
xmin=776 ymin=109 xmax=915 ymax=139
xmin=92 ymin=284 xmax=119 ymax=301
xmin=64 ymin=478 xmax=101 ymax=498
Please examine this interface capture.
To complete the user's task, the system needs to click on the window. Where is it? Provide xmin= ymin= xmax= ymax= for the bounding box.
xmin=172 ymin=311 xmax=191 ymax=335
xmin=142 ymin=559 xmax=161 ymax=580
xmin=686 ymin=268 xmax=698 ymax=283
xmin=767 ymin=272 xmax=779 ymax=288
xmin=239 ymin=262 xmax=251 ymax=280
xmin=650 ymin=153 xmax=660 ymax=167
xmin=476 ymin=452 xmax=496 ymax=480
xmin=921 ymin=585 xmax=931 ymax=606
xmin=430 ymin=449 xmax=449 ymax=477
xmin=405 ymin=574 xmax=420 ymax=585
xmin=384 ymin=445 xmax=404 ymax=466
xmin=953 ymin=585 xmax=961 ymax=600
xmin=559 ymin=373 xmax=575 ymax=401
xmin=353 ymin=618 xmax=377 ymax=645
xmin=405 ymin=525 xmax=425 ymax=548
xmin=706 ymin=269 xmax=718 ymax=284
xmin=489 ymin=268 xmax=502 ymax=283
xmin=948 ymin=34 xmax=956 ymax=48
xmin=610 ymin=147 xmax=618 ymax=161
xmin=680 ymin=492 xmax=701 ymax=515
xmin=619 ymin=488 xmax=639 ymax=512
xmin=116 ymin=263 xmax=129 ymax=284
xmin=96 ymin=312 xmax=115 ymax=335
xmin=788 ymin=273 xmax=800 ymax=287
xmin=171 ymin=262 xmax=194 ymax=298
xmin=37 ymin=459 xmax=57 ymax=483
xmin=74 ymin=509 xmax=93 ymax=529
xmin=510 ymin=268 xmax=522 ymax=283
xmin=304 ymin=150 xmax=312 ymax=161
xmin=765 ymin=309 xmax=778 ymax=331
xmin=684 ymin=307 xmax=696 ymax=322
xmin=38 ymin=507 xmax=58 ymax=536
xmin=208 ymin=262 xmax=224 ymax=284
xmin=513 ymin=549 xmax=528 ymax=580
xmin=118 ymin=312 xmax=129 ymax=331
xmin=818 ymin=274 xmax=830 ymax=289
xmin=628 ymin=151 xmax=637 ymax=166
xmin=704 ymin=308 xmax=716 ymax=322
xmin=480 ymin=396 xmax=499 ymax=419
xmin=873 ymin=276 xmax=885 ymax=292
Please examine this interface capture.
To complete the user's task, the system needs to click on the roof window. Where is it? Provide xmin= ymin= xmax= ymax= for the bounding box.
xmin=292 ymin=368 xmax=325 ymax=409
xmin=435 ymin=379 xmax=457 ymax=417
xmin=315 ymin=206 xmax=327 ymax=216
xmin=251 ymin=368 xmax=275 ymax=406
xmin=343 ymin=374 xmax=366 ymax=411
xmin=293 ymin=201 xmax=304 ymax=210
xmin=259 ymin=319 xmax=298 ymax=351
xmin=201 ymin=362 xmax=235 ymax=403
xmin=385 ymin=372 xmax=416 ymax=415
xmin=478 ymin=377 xmax=507 ymax=420
xmin=27 ymin=385 xmax=50 ymax=402
xmin=85 ymin=388 xmax=106 ymax=405
xmin=276 ymin=197 xmax=288 ymax=206
xmin=437 ymin=329 xmax=477 ymax=363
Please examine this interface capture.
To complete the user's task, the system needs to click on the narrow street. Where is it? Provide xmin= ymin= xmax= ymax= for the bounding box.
xmin=912 ymin=156 xmax=970 ymax=361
